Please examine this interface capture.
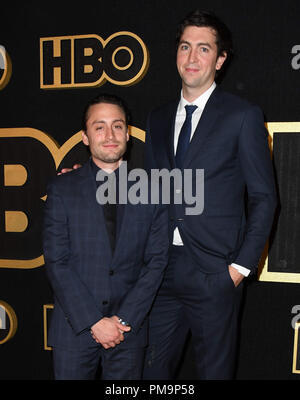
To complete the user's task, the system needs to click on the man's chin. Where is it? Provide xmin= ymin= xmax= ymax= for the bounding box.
xmin=96 ymin=151 xmax=126 ymax=165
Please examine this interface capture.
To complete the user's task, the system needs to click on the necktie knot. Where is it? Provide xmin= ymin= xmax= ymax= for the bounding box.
xmin=185 ymin=104 xmax=197 ymax=116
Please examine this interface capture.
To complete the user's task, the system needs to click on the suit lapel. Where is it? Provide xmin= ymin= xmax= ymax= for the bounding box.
xmin=78 ymin=163 xmax=141 ymax=265
xmin=78 ymin=161 xmax=113 ymax=257
xmin=113 ymin=201 xmax=125 ymax=257
xmin=184 ymin=87 xmax=222 ymax=168
xmin=111 ymin=175 xmax=138 ymax=265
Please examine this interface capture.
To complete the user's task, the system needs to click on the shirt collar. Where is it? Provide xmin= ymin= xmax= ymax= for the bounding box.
xmin=90 ymin=157 xmax=121 ymax=181
xmin=178 ymin=81 xmax=217 ymax=114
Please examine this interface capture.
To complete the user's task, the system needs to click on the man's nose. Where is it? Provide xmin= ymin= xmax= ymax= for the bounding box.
xmin=188 ymin=47 xmax=198 ymax=63
xmin=105 ymin=127 xmax=115 ymax=140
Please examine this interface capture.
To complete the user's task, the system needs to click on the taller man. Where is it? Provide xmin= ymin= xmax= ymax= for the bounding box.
xmin=143 ymin=10 xmax=277 ymax=379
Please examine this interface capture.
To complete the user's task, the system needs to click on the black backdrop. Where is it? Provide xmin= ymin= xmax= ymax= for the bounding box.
xmin=1 ymin=0 xmax=300 ymax=380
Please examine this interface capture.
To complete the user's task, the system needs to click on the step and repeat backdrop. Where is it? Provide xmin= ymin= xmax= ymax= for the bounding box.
xmin=1 ymin=1 xmax=300 ymax=380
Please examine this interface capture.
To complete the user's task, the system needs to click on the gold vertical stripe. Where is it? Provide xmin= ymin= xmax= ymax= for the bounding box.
xmin=71 ymin=37 xmax=74 ymax=85
xmin=43 ymin=304 xmax=54 ymax=351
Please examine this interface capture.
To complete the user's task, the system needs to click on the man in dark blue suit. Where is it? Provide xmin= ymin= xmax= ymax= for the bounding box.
xmin=43 ymin=94 xmax=169 ymax=380
xmin=143 ymin=10 xmax=277 ymax=379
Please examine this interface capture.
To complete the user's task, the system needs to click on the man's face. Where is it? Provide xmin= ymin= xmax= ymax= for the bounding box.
xmin=176 ymin=25 xmax=227 ymax=98
xmin=82 ymin=102 xmax=129 ymax=170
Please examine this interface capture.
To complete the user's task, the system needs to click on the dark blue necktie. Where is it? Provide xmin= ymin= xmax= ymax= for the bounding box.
xmin=175 ymin=105 xmax=197 ymax=168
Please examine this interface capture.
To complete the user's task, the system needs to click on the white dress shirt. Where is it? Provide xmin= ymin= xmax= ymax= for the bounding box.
xmin=172 ymin=82 xmax=250 ymax=277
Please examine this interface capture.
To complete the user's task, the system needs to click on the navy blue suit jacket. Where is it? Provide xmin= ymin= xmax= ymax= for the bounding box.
xmin=145 ymin=86 xmax=277 ymax=274
xmin=43 ymin=160 xmax=169 ymax=349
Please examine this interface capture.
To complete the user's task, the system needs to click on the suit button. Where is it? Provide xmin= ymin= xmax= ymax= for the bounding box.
xmin=102 ymin=301 xmax=108 ymax=305
xmin=109 ymin=270 xmax=114 ymax=275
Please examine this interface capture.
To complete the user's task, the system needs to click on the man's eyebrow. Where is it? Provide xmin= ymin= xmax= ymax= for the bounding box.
xmin=179 ymin=40 xmax=212 ymax=48
xmin=92 ymin=118 xmax=126 ymax=125
xmin=198 ymin=42 xmax=212 ymax=48
xmin=179 ymin=40 xmax=190 ymax=46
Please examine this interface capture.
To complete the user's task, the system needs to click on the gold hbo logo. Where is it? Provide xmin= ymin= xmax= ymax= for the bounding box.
xmin=40 ymin=32 xmax=150 ymax=89
xmin=0 ymin=46 xmax=12 ymax=90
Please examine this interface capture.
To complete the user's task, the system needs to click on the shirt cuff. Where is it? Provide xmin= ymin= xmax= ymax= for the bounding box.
xmin=231 ymin=263 xmax=251 ymax=277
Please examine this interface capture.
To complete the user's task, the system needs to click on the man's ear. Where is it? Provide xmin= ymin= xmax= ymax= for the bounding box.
xmin=82 ymin=131 xmax=89 ymax=146
xmin=216 ymin=51 xmax=227 ymax=71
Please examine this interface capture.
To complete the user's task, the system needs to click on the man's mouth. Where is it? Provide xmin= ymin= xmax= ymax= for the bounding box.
xmin=185 ymin=66 xmax=199 ymax=73
xmin=103 ymin=143 xmax=119 ymax=148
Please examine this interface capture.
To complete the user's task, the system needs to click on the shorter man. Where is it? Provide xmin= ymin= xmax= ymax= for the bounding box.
xmin=43 ymin=94 xmax=169 ymax=380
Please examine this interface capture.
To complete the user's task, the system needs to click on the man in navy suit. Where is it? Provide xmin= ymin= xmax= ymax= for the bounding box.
xmin=43 ymin=94 xmax=169 ymax=380
xmin=142 ymin=10 xmax=277 ymax=379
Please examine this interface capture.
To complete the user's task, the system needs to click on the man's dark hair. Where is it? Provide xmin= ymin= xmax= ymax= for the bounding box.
xmin=82 ymin=93 xmax=131 ymax=131
xmin=176 ymin=9 xmax=233 ymax=60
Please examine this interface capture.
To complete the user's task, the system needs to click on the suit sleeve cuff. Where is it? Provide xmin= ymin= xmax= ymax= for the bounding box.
xmin=231 ymin=263 xmax=251 ymax=277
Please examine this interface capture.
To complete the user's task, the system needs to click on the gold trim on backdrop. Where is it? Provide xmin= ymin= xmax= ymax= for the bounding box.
xmin=43 ymin=304 xmax=54 ymax=351
xmin=293 ymin=322 xmax=300 ymax=374
xmin=0 ymin=301 xmax=18 ymax=345
xmin=0 ymin=256 xmax=45 ymax=269
xmin=128 ymin=125 xmax=145 ymax=142
xmin=258 ymin=122 xmax=300 ymax=283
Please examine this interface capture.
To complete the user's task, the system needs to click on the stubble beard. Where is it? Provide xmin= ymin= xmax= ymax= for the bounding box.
xmin=93 ymin=143 xmax=127 ymax=165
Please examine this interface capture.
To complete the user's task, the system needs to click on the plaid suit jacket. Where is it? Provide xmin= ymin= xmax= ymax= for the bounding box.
xmin=43 ymin=159 xmax=169 ymax=349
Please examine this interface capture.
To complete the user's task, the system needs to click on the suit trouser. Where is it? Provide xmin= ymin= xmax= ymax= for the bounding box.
xmin=52 ymin=343 xmax=145 ymax=380
xmin=143 ymin=245 xmax=243 ymax=380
